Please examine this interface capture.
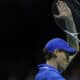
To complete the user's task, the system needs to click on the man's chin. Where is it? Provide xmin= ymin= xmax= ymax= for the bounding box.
xmin=62 ymin=65 xmax=68 ymax=71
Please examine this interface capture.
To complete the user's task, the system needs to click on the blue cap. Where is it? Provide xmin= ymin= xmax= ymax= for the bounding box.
xmin=44 ymin=38 xmax=77 ymax=55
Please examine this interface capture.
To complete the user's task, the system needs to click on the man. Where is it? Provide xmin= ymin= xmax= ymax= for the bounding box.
xmin=34 ymin=0 xmax=79 ymax=80
xmin=35 ymin=38 xmax=77 ymax=80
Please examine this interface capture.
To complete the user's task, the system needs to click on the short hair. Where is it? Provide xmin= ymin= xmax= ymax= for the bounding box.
xmin=42 ymin=48 xmax=70 ymax=61
xmin=42 ymin=48 xmax=57 ymax=60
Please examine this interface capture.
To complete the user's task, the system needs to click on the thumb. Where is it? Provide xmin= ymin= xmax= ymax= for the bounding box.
xmin=53 ymin=14 xmax=61 ymax=18
xmin=53 ymin=14 xmax=67 ymax=19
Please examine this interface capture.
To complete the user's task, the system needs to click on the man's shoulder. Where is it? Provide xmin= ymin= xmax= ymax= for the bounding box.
xmin=43 ymin=70 xmax=64 ymax=78
xmin=35 ymin=70 xmax=65 ymax=80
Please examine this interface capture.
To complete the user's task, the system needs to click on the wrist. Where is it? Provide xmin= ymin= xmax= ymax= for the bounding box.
xmin=64 ymin=16 xmax=74 ymax=24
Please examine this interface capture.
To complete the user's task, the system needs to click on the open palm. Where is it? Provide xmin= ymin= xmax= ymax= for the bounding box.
xmin=54 ymin=0 xmax=72 ymax=18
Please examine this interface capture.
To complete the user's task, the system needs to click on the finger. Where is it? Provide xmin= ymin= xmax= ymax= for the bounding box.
xmin=60 ymin=1 xmax=65 ymax=9
xmin=59 ymin=1 xmax=69 ymax=11
xmin=64 ymin=2 xmax=69 ymax=9
xmin=58 ymin=0 xmax=64 ymax=9
xmin=56 ymin=3 xmax=61 ymax=12
xmin=53 ymin=14 xmax=59 ymax=18
xmin=58 ymin=0 xmax=62 ymax=8
xmin=53 ymin=14 xmax=61 ymax=18
xmin=64 ymin=2 xmax=71 ymax=12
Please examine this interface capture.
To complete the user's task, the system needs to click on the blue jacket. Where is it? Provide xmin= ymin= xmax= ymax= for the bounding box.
xmin=34 ymin=64 xmax=65 ymax=80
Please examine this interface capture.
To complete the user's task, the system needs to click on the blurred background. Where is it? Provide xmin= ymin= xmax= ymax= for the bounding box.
xmin=0 ymin=0 xmax=80 ymax=80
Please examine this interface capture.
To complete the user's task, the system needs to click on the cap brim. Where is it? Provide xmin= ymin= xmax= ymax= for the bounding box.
xmin=63 ymin=47 xmax=77 ymax=55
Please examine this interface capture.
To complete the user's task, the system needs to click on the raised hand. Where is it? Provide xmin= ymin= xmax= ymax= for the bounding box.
xmin=54 ymin=0 xmax=72 ymax=18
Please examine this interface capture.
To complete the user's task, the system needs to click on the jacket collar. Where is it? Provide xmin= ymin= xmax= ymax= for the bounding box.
xmin=38 ymin=64 xmax=63 ymax=73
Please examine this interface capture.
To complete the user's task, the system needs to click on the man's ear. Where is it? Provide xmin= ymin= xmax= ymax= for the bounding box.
xmin=53 ymin=49 xmax=60 ymax=57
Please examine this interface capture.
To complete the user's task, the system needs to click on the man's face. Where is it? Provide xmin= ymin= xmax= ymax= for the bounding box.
xmin=56 ymin=50 xmax=69 ymax=70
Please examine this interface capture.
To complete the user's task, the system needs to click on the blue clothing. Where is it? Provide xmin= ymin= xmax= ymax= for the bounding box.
xmin=35 ymin=64 xmax=65 ymax=80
